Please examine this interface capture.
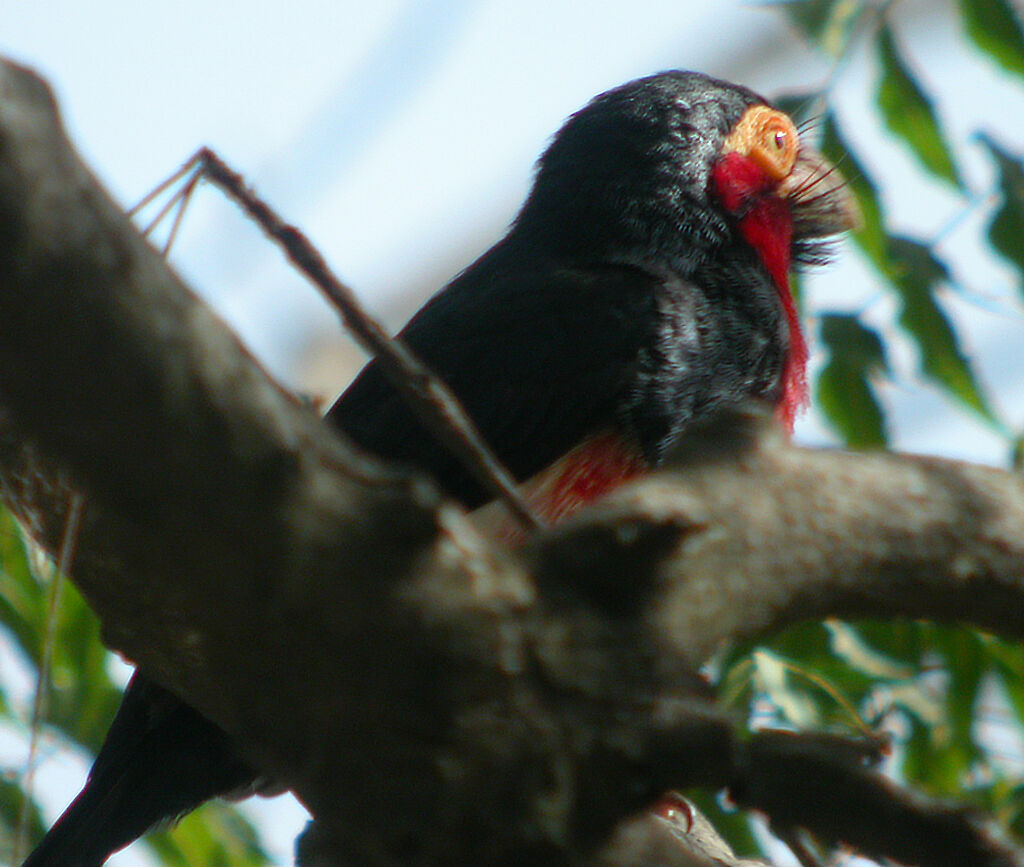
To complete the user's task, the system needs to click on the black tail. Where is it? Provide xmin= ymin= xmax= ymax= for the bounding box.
xmin=23 ymin=673 xmax=258 ymax=867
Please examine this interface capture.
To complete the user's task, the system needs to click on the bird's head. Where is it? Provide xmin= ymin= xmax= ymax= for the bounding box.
xmin=517 ymin=71 xmax=860 ymax=428
xmin=520 ymin=70 xmax=857 ymax=275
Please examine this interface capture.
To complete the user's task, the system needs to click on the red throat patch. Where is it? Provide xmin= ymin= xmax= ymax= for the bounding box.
xmin=710 ymin=152 xmax=809 ymax=432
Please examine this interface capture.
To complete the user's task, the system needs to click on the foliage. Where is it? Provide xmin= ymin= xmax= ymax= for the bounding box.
xmin=816 ymin=312 xmax=889 ymax=446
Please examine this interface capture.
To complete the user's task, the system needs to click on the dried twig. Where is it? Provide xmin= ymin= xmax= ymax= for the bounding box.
xmin=158 ymin=148 xmax=542 ymax=532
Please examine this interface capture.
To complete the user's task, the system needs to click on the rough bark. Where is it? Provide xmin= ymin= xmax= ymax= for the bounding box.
xmin=2 ymin=56 xmax=1023 ymax=866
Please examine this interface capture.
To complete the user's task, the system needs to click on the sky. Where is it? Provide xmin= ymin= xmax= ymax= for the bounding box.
xmin=2 ymin=1 xmax=1023 ymax=864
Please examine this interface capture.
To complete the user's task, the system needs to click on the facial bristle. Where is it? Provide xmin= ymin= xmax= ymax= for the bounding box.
xmin=784 ymin=147 xmax=859 ymax=267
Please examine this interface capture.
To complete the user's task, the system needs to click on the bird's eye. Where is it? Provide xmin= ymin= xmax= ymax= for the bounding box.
xmin=722 ymin=105 xmax=799 ymax=182
xmin=753 ymin=113 xmax=798 ymax=179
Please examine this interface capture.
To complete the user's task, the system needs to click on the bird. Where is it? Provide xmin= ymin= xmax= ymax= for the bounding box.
xmin=23 ymin=70 xmax=857 ymax=866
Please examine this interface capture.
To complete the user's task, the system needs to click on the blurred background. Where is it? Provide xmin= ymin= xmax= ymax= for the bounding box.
xmin=1 ymin=1 xmax=1023 ymax=865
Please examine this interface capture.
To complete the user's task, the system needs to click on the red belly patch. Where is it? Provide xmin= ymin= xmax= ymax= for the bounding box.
xmin=531 ymin=430 xmax=647 ymax=524
xmin=473 ymin=431 xmax=646 ymax=543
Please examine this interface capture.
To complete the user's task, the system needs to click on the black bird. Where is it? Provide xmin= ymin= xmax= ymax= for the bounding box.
xmin=23 ymin=70 xmax=857 ymax=866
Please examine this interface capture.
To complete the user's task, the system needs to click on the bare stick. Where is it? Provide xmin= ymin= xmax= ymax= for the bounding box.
xmin=12 ymin=493 xmax=84 ymax=866
xmin=186 ymin=148 xmax=540 ymax=531
xmin=159 ymin=168 xmax=202 ymax=256
xmin=126 ymin=151 xmax=198 ymax=218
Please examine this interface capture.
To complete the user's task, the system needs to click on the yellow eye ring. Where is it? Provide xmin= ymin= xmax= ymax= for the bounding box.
xmin=722 ymin=105 xmax=799 ymax=182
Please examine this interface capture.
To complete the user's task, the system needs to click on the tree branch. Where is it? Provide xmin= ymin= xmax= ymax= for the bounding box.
xmin=530 ymin=409 xmax=1024 ymax=671
xmin=2 ymin=56 xmax=1023 ymax=866
xmin=194 ymin=147 xmax=540 ymax=531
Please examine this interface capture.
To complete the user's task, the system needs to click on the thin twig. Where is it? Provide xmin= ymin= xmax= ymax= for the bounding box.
xmin=127 ymin=151 xmax=199 ymax=217
xmin=766 ymin=654 xmax=878 ymax=742
xmin=160 ymin=168 xmax=202 ymax=256
xmin=137 ymin=170 xmax=197 ymax=240
xmin=13 ymin=493 xmax=84 ymax=866
xmin=190 ymin=148 xmax=541 ymax=531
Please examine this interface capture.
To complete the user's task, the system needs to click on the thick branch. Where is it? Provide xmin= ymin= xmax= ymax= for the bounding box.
xmin=2 ymin=57 xmax=1024 ymax=867
xmin=734 ymin=731 xmax=1024 ymax=867
xmin=530 ymin=411 xmax=1024 ymax=673
xmin=0 ymin=53 xmax=475 ymax=821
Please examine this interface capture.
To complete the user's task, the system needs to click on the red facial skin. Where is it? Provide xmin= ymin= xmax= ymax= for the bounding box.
xmin=710 ymin=150 xmax=808 ymax=433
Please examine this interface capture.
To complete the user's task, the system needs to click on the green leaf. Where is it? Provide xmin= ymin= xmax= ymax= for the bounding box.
xmin=991 ymin=641 xmax=1024 ymax=730
xmin=879 ymin=624 xmax=1018 ymax=801
xmin=725 ymin=622 xmax=880 ymax=729
xmin=816 ymin=313 xmax=889 ymax=447
xmin=43 ymin=578 xmax=124 ymax=751
xmin=147 ymin=802 xmax=273 ymax=867
xmin=772 ymin=0 xmax=867 ymax=57
xmin=978 ymin=135 xmax=1024 ymax=295
xmin=886 ymin=237 xmax=995 ymax=420
xmin=752 ymin=650 xmax=822 ymax=729
xmin=0 ymin=778 xmax=45 ymax=867
xmin=719 ymin=656 xmax=756 ymax=709
xmin=821 ymin=113 xmax=888 ymax=269
xmin=876 ymin=26 xmax=964 ymax=189
xmin=0 ymin=502 xmax=122 ymax=753
xmin=0 ymin=507 xmax=47 ymax=663
xmin=852 ymin=621 xmax=931 ymax=664
xmin=1011 ymin=786 xmax=1024 ymax=841
xmin=902 ymin=714 xmax=977 ymax=795
xmin=825 ymin=620 xmax=914 ymax=680
xmin=930 ymin=629 xmax=987 ymax=768
xmin=959 ymin=0 xmax=1024 ymax=79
